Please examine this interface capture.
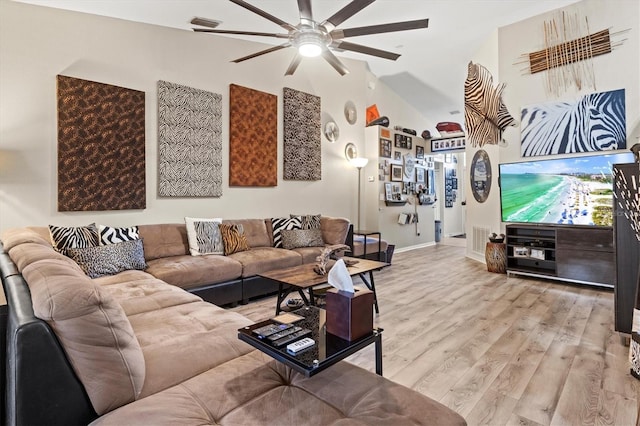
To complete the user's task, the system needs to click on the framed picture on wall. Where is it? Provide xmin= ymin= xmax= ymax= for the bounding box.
xmin=385 ymin=182 xmax=393 ymax=200
xmin=394 ymin=151 xmax=401 ymax=161
xmin=391 ymin=164 xmax=403 ymax=181
xmin=416 ymin=168 xmax=425 ymax=184
xmin=416 ymin=145 xmax=425 ymax=159
xmin=379 ymin=138 xmax=392 ymax=158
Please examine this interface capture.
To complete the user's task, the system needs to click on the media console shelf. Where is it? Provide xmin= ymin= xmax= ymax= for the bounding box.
xmin=506 ymin=224 xmax=614 ymax=288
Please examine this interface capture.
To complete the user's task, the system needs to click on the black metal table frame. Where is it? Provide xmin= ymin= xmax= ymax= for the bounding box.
xmin=353 ymin=230 xmax=382 ymax=261
xmin=239 ymin=324 xmax=383 ymax=377
xmin=273 ymin=269 xmax=380 ymax=315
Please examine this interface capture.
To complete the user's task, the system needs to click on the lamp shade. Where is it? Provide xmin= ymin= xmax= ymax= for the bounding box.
xmin=350 ymin=157 xmax=369 ymax=168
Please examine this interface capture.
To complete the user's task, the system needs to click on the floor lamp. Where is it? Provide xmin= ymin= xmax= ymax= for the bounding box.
xmin=350 ymin=157 xmax=369 ymax=232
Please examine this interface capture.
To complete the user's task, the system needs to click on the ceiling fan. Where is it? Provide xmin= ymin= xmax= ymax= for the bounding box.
xmin=191 ymin=0 xmax=429 ymax=76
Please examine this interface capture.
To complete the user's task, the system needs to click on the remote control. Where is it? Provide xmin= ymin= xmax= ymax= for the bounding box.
xmin=252 ymin=323 xmax=293 ymax=338
xmin=266 ymin=326 xmax=302 ymax=341
xmin=286 ymin=337 xmax=315 ymax=354
xmin=271 ymin=329 xmax=312 ymax=348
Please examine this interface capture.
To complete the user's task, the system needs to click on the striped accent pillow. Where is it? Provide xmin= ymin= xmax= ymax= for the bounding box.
xmin=219 ymin=223 xmax=250 ymax=255
xmin=49 ymin=223 xmax=99 ymax=255
xmin=185 ymin=217 xmax=223 ymax=256
xmin=289 ymin=214 xmax=321 ymax=230
xmin=271 ymin=217 xmax=302 ymax=248
xmin=99 ymin=225 xmax=140 ymax=245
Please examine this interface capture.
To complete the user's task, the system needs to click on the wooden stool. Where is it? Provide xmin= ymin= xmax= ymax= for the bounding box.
xmin=485 ymin=242 xmax=506 ymax=274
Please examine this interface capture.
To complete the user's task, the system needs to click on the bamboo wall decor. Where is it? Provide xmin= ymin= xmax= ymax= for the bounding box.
xmin=517 ymin=10 xmax=628 ymax=96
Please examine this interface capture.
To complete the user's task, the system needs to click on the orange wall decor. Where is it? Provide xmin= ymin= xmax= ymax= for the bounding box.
xmin=229 ymin=84 xmax=277 ymax=187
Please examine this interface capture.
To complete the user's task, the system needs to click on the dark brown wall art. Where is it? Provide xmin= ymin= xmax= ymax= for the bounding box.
xmin=229 ymin=84 xmax=277 ymax=186
xmin=283 ymin=87 xmax=321 ymax=181
xmin=57 ymin=75 xmax=145 ymax=211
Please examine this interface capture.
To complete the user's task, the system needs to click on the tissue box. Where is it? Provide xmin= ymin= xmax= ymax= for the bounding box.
xmin=325 ymin=287 xmax=374 ymax=341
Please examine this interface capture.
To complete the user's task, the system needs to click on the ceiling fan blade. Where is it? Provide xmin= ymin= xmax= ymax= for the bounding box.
xmin=331 ymin=18 xmax=429 ymax=39
xmin=190 ymin=17 xmax=221 ymax=29
xmin=285 ymin=53 xmax=303 ymax=76
xmin=332 ymin=40 xmax=400 ymax=61
xmin=297 ymin=0 xmax=313 ymax=23
xmin=321 ymin=49 xmax=350 ymax=76
xmin=232 ymin=43 xmax=292 ymax=63
xmin=229 ymin=0 xmax=296 ymax=31
xmin=322 ymin=0 xmax=375 ymax=31
xmin=193 ymin=28 xmax=290 ymax=39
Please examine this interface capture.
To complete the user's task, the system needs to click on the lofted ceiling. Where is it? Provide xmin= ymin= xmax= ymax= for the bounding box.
xmin=15 ymin=0 xmax=580 ymax=128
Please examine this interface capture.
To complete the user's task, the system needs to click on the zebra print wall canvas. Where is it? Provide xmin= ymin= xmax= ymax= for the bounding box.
xmin=158 ymin=81 xmax=222 ymax=197
xmin=283 ymin=87 xmax=321 ymax=181
xmin=521 ymin=89 xmax=626 ymax=157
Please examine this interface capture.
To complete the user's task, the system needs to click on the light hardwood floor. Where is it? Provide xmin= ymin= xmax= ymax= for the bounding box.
xmin=231 ymin=243 xmax=638 ymax=426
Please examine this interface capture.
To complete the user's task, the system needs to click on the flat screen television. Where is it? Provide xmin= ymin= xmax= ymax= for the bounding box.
xmin=499 ymin=152 xmax=634 ymax=227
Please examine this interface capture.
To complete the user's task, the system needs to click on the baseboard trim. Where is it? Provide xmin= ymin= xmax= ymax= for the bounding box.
xmin=394 ymin=242 xmax=436 ymax=253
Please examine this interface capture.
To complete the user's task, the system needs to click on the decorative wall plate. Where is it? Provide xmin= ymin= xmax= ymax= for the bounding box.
xmin=344 ymin=143 xmax=358 ymax=161
xmin=324 ymin=121 xmax=339 ymax=142
xmin=470 ymin=149 xmax=492 ymax=203
xmin=344 ymin=101 xmax=357 ymax=124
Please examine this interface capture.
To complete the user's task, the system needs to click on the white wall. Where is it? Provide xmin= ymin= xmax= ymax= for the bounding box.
xmin=465 ymin=0 xmax=640 ymax=262
xmin=0 ymin=1 xmax=392 ymax=233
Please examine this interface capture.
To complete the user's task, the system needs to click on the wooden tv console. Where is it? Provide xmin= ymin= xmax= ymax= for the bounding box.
xmin=505 ymin=223 xmax=614 ymax=288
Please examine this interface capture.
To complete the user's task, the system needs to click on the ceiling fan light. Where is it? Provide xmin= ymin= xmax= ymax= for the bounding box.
xmin=298 ymin=42 xmax=322 ymax=57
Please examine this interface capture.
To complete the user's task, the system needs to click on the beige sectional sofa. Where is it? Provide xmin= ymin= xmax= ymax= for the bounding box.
xmin=0 ymin=224 xmax=466 ymax=425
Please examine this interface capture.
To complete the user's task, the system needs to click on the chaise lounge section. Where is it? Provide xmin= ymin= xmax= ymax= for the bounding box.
xmin=0 ymin=225 xmax=466 ymax=425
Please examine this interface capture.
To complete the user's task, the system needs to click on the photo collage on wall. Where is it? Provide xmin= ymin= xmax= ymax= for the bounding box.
xmin=444 ymin=166 xmax=457 ymax=208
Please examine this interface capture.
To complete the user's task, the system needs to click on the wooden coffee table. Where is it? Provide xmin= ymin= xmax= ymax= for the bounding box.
xmin=258 ymin=257 xmax=388 ymax=315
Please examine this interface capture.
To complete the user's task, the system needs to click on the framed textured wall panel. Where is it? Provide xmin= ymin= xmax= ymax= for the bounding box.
xmin=283 ymin=87 xmax=321 ymax=180
xmin=158 ymin=81 xmax=222 ymax=197
xmin=229 ymin=84 xmax=277 ymax=186
xmin=57 ymin=75 xmax=145 ymax=211
xmin=520 ymin=89 xmax=626 ymax=157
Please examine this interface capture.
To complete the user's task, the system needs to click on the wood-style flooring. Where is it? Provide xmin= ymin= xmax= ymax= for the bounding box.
xmin=231 ymin=242 xmax=638 ymax=425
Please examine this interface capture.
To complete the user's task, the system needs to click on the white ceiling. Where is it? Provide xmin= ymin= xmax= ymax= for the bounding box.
xmin=15 ymin=0 xmax=580 ymax=126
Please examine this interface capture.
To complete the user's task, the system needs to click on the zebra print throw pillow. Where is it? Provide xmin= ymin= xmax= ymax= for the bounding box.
xmin=99 ymin=225 xmax=140 ymax=245
xmin=289 ymin=214 xmax=321 ymax=230
xmin=185 ymin=217 xmax=223 ymax=256
xmin=49 ymin=223 xmax=99 ymax=255
xmin=271 ymin=217 xmax=302 ymax=248
xmin=219 ymin=223 xmax=250 ymax=256
xmin=67 ymin=239 xmax=147 ymax=278
xmin=281 ymin=229 xmax=324 ymax=250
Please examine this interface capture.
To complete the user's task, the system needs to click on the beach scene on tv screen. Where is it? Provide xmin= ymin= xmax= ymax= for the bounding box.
xmin=500 ymin=153 xmax=633 ymax=227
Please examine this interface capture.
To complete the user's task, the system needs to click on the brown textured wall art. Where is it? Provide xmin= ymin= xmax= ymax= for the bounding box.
xmin=229 ymin=84 xmax=277 ymax=187
xmin=57 ymin=75 xmax=145 ymax=211
xmin=283 ymin=87 xmax=321 ymax=181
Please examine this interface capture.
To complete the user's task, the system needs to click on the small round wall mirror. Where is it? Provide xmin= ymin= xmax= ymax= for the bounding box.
xmin=344 ymin=101 xmax=357 ymax=125
xmin=324 ymin=121 xmax=340 ymax=142
xmin=470 ymin=149 xmax=492 ymax=203
xmin=344 ymin=143 xmax=358 ymax=161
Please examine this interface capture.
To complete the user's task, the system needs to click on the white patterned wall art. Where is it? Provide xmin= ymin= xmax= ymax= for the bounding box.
xmin=520 ymin=88 xmax=626 ymax=157
xmin=158 ymin=80 xmax=223 ymax=196
xmin=283 ymin=87 xmax=321 ymax=181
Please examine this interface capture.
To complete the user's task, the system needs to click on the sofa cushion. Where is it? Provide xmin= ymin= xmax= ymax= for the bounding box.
xmin=271 ymin=217 xmax=302 ymax=248
xmin=184 ymin=217 xmax=224 ymax=256
xmin=8 ymin=241 xmax=82 ymax=273
xmin=91 ymin=350 xmax=467 ymax=426
xmin=228 ymin=247 xmax=302 ymax=277
xmin=49 ymin=223 xmax=100 ymax=255
xmin=138 ymin=224 xmax=189 ymax=260
xmin=126 ymin=300 xmax=254 ymax=398
xmin=23 ymin=258 xmax=146 ymax=416
xmin=290 ymin=213 xmax=321 ymax=229
xmin=320 ymin=216 xmax=350 ymax=245
xmin=291 ymin=246 xmax=325 ymax=264
xmin=67 ymin=239 xmax=148 ymax=278
xmin=99 ymin=225 xmax=140 ymax=245
xmin=222 ymin=219 xmax=271 ymax=248
xmin=145 ymin=254 xmax=243 ymax=290
xmin=281 ymin=228 xmax=324 ymax=249
xmin=0 ymin=226 xmax=51 ymax=251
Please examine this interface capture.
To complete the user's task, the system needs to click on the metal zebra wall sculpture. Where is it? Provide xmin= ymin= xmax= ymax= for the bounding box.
xmin=521 ymin=89 xmax=626 ymax=157
xmin=464 ymin=61 xmax=517 ymax=147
